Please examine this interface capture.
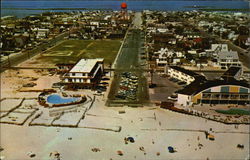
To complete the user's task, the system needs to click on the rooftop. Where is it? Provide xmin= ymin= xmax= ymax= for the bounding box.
xmin=175 ymin=66 xmax=249 ymax=96
xmin=169 ymin=66 xmax=203 ymax=78
xmin=69 ymin=58 xmax=104 ymax=73
xmin=218 ymin=51 xmax=239 ymax=60
xmin=177 ymin=79 xmax=249 ymax=96
xmin=221 ymin=66 xmax=241 ymax=80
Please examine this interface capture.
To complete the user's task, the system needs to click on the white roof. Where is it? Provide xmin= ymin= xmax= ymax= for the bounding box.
xmin=70 ymin=58 xmax=104 ymax=73
xmin=211 ymin=44 xmax=228 ymax=52
xmin=218 ymin=51 xmax=239 ymax=60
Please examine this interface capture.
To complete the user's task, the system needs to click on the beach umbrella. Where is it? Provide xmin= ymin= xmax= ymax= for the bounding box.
xmin=127 ymin=137 xmax=135 ymax=143
xmin=117 ymin=150 xmax=123 ymax=156
xmin=168 ymin=146 xmax=175 ymax=153
xmin=208 ymin=134 xmax=215 ymax=141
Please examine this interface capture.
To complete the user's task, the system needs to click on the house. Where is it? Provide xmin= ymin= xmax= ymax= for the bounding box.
xmin=172 ymin=58 xmax=181 ymax=65
xmin=245 ymin=37 xmax=250 ymax=46
xmin=61 ymin=58 xmax=104 ymax=89
xmin=184 ymin=32 xmax=200 ymax=39
xmin=198 ymin=21 xmax=211 ymax=27
xmin=36 ymin=28 xmax=50 ymax=39
xmin=211 ymin=44 xmax=228 ymax=52
xmin=205 ymin=44 xmax=228 ymax=57
xmin=90 ymin=21 xmax=100 ymax=28
xmin=156 ymin=50 xmax=168 ymax=66
xmin=228 ymin=32 xmax=239 ymax=41
xmin=155 ymin=48 xmax=169 ymax=66
xmin=217 ymin=51 xmax=241 ymax=69
xmin=175 ymin=52 xmax=184 ymax=58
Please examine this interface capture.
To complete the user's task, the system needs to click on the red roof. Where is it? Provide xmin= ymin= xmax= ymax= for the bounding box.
xmin=194 ymin=38 xmax=202 ymax=43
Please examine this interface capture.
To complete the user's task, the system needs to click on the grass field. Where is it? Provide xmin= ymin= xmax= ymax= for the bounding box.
xmin=38 ymin=40 xmax=121 ymax=65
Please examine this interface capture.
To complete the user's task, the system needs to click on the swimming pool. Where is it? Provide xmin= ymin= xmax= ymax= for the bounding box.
xmin=47 ymin=94 xmax=80 ymax=104
xmin=215 ymin=108 xmax=250 ymax=115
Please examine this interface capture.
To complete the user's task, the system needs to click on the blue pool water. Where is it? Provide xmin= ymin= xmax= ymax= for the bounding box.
xmin=47 ymin=94 xmax=79 ymax=104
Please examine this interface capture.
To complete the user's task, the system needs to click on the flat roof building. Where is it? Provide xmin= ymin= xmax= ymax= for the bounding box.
xmin=61 ymin=58 xmax=104 ymax=89
xmin=166 ymin=66 xmax=206 ymax=85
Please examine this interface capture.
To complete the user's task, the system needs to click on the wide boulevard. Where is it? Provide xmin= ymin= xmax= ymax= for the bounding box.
xmin=107 ymin=12 xmax=149 ymax=106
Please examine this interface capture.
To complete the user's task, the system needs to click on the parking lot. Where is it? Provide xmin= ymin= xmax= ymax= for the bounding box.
xmin=115 ymin=72 xmax=138 ymax=101
xmin=149 ymin=72 xmax=182 ymax=102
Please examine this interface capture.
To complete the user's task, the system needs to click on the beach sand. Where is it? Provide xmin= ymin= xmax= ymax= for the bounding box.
xmin=1 ymin=96 xmax=249 ymax=160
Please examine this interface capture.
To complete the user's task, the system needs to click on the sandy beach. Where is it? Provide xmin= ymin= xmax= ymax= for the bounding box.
xmin=1 ymin=95 xmax=249 ymax=160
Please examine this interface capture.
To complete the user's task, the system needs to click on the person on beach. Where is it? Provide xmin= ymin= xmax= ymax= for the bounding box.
xmin=124 ymin=137 xmax=128 ymax=144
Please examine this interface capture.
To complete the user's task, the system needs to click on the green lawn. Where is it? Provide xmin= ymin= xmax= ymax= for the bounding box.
xmin=38 ymin=40 xmax=121 ymax=65
xmin=215 ymin=108 xmax=250 ymax=115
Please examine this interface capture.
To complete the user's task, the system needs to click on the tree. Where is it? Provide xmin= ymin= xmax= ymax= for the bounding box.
xmin=185 ymin=53 xmax=194 ymax=61
xmin=175 ymin=26 xmax=184 ymax=35
xmin=208 ymin=27 xmax=213 ymax=33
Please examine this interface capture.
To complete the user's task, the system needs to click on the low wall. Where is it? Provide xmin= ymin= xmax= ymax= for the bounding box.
xmin=162 ymin=105 xmax=250 ymax=125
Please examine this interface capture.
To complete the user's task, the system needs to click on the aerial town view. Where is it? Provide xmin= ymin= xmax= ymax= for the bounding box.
xmin=0 ymin=0 xmax=249 ymax=159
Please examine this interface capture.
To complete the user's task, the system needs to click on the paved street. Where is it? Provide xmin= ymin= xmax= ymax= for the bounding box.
xmin=108 ymin=12 xmax=149 ymax=106
xmin=0 ymin=31 xmax=70 ymax=72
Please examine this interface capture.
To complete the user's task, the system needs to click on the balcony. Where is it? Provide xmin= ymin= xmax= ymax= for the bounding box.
xmin=62 ymin=73 xmax=92 ymax=79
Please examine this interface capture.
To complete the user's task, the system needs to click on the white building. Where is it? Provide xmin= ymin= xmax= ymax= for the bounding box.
xmin=155 ymin=48 xmax=169 ymax=66
xmin=62 ymin=58 xmax=104 ymax=89
xmin=211 ymin=44 xmax=228 ymax=52
xmin=166 ymin=66 xmax=199 ymax=85
xmin=90 ymin=21 xmax=100 ymax=27
xmin=205 ymin=44 xmax=228 ymax=57
xmin=36 ymin=28 xmax=49 ymax=39
xmin=198 ymin=21 xmax=211 ymax=27
xmin=217 ymin=51 xmax=241 ymax=69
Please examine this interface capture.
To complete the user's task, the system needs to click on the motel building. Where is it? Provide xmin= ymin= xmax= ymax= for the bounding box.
xmin=176 ymin=67 xmax=249 ymax=107
xmin=61 ymin=58 xmax=104 ymax=89
xmin=177 ymin=80 xmax=250 ymax=106
xmin=166 ymin=66 xmax=206 ymax=85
